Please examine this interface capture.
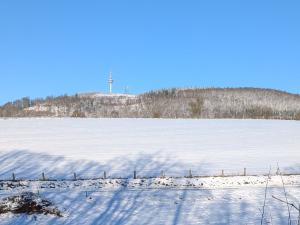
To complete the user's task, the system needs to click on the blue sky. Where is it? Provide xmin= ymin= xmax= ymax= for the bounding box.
xmin=0 ymin=0 xmax=300 ymax=104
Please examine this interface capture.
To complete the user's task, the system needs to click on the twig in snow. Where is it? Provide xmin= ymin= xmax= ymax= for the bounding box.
xmin=277 ymin=163 xmax=291 ymax=225
xmin=268 ymin=206 xmax=274 ymax=225
xmin=273 ymin=194 xmax=300 ymax=224
xmin=272 ymin=195 xmax=299 ymax=211
xmin=261 ymin=166 xmax=271 ymax=225
xmin=298 ymin=204 xmax=300 ymax=225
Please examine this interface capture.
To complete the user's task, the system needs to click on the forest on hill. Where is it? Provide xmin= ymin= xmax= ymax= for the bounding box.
xmin=1 ymin=88 xmax=300 ymax=120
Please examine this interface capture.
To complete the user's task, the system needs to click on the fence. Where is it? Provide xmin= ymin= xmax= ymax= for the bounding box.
xmin=2 ymin=167 xmax=299 ymax=182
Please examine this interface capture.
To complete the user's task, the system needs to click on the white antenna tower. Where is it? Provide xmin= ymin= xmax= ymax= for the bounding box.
xmin=108 ymin=71 xmax=113 ymax=94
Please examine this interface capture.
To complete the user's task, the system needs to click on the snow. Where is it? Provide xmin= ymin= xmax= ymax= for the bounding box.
xmin=0 ymin=118 xmax=299 ymax=179
xmin=0 ymin=118 xmax=300 ymax=224
xmin=0 ymin=187 xmax=299 ymax=224
xmin=24 ymin=105 xmax=50 ymax=112
xmin=0 ymin=175 xmax=300 ymax=191
xmin=78 ymin=92 xmax=137 ymax=98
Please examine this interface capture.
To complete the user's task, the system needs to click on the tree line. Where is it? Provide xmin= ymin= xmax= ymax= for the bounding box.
xmin=1 ymin=88 xmax=300 ymax=120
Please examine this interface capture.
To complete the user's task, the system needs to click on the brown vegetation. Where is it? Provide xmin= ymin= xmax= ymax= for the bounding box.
xmin=1 ymin=88 xmax=300 ymax=120
xmin=0 ymin=192 xmax=62 ymax=217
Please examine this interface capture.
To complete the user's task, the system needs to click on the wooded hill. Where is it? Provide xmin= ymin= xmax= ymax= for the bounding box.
xmin=1 ymin=88 xmax=300 ymax=120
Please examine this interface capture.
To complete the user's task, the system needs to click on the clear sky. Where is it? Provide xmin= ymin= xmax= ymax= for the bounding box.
xmin=1 ymin=0 xmax=300 ymax=104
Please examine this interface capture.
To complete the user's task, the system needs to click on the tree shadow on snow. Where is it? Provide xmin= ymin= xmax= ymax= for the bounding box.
xmin=0 ymin=150 xmax=298 ymax=224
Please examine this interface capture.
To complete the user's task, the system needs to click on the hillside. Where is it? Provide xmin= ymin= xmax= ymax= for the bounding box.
xmin=1 ymin=88 xmax=300 ymax=120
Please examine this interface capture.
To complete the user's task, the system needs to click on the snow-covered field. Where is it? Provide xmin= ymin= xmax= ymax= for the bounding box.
xmin=0 ymin=118 xmax=300 ymax=224
xmin=0 ymin=118 xmax=300 ymax=178
xmin=1 ymin=185 xmax=300 ymax=225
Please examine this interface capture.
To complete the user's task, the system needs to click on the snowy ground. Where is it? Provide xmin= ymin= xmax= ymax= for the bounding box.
xmin=0 ymin=118 xmax=300 ymax=224
xmin=0 ymin=186 xmax=300 ymax=225
xmin=1 ymin=175 xmax=300 ymax=191
xmin=0 ymin=175 xmax=300 ymax=224
xmin=0 ymin=118 xmax=300 ymax=179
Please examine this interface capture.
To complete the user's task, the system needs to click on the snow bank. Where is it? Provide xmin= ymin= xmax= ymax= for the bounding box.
xmin=0 ymin=175 xmax=300 ymax=191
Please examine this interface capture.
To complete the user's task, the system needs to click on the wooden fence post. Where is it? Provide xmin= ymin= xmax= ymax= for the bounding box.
xmin=244 ymin=168 xmax=246 ymax=176
xmin=103 ymin=171 xmax=106 ymax=179
xmin=74 ymin=172 xmax=77 ymax=181
xmin=42 ymin=172 xmax=46 ymax=181
xmin=189 ymin=169 xmax=192 ymax=178
xmin=160 ymin=170 xmax=164 ymax=178
xmin=12 ymin=173 xmax=16 ymax=181
xmin=221 ymin=170 xmax=224 ymax=177
xmin=133 ymin=170 xmax=137 ymax=179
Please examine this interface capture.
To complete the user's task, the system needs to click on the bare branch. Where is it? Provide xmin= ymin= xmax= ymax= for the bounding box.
xmin=277 ymin=163 xmax=292 ymax=225
xmin=272 ymin=195 xmax=299 ymax=211
xmin=261 ymin=167 xmax=271 ymax=225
